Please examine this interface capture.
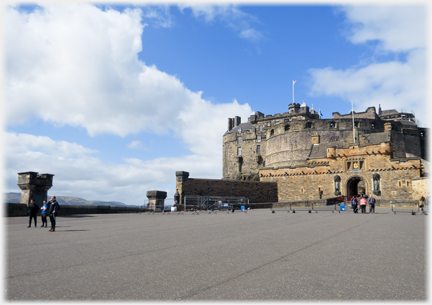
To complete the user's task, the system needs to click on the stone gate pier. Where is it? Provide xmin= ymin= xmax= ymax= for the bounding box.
xmin=17 ymin=172 xmax=54 ymax=206
xmin=146 ymin=190 xmax=167 ymax=211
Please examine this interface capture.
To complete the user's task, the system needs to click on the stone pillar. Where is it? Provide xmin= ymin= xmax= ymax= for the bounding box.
xmin=146 ymin=190 xmax=167 ymax=211
xmin=384 ymin=122 xmax=392 ymax=132
xmin=175 ymin=171 xmax=189 ymax=211
xmin=17 ymin=172 xmax=54 ymax=207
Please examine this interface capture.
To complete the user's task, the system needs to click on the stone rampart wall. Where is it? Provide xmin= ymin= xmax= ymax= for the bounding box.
xmin=411 ymin=177 xmax=430 ymax=200
xmin=177 ymin=178 xmax=278 ymax=204
xmin=5 ymin=204 xmax=149 ymax=217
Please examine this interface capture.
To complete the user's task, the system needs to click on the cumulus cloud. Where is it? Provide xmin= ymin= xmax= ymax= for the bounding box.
xmin=309 ymin=5 xmax=427 ymax=125
xmin=6 ymin=4 xmax=251 ymax=136
xmin=5 ymin=132 xmax=227 ymax=205
xmin=341 ymin=5 xmax=426 ymax=52
xmin=5 ymin=4 xmax=251 ymax=142
xmin=4 ymin=3 xmax=252 ymax=202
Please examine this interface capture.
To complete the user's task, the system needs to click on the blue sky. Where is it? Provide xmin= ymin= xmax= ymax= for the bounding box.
xmin=2 ymin=1 xmax=429 ymax=206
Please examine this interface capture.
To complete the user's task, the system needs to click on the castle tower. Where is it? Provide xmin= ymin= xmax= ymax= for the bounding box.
xmin=17 ymin=172 xmax=54 ymax=206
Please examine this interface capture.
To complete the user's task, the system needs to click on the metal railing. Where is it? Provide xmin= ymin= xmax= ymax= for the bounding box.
xmin=390 ymin=200 xmax=425 ymax=215
xmin=183 ymin=196 xmax=249 ymax=211
xmin=271 ymin=201 xmax=340 ymax=213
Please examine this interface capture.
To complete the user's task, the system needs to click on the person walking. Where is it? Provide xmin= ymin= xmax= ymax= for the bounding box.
xmin=368 ymin=194 xmax=376 ymax=214
xmin=351 ymin=196 xmax=358 ymax=213
xmin=40 ymin=200 xmax=49 ymax=227
xmin=48 ymin=196 xmax=59 ymax=232
xmin=27 ymin=199 xmax=39 ymax=228
xmin=419 ymin=196 xmax=426 ymax=215
xmin=360 ymin=195 xmax=367 ymax=214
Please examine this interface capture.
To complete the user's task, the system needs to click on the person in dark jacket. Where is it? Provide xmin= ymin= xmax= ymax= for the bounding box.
xmin=27 ymin=199 xmax=39 ymax=228
xmin=351 ymin=196 xmax=358 ymax=213
xmin=48 ymin=196 xmax=59 ymax=232
xmin=368 ymin=195 xmax=376 ymax=214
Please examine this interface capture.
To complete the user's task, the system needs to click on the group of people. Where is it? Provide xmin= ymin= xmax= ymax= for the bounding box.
xmin=351 ymin=194 xmax=376 ymax=214
xmin=27 ymin=196 xmax=60 ymax=232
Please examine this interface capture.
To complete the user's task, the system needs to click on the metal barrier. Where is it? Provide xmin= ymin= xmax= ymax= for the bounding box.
xmin=183 ymin=196 xmax=249 ymax=211
xmin=271 ymin=201 xmax=339 ymax=213
xmin=391 ymin=201 xmax=424 ymax=215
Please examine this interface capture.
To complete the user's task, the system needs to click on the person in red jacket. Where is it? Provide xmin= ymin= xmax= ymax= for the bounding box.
xmin=360 ymin=195 xmax=367 ymax=214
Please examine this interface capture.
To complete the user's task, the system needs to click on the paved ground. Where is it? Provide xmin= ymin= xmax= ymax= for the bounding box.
xmin=4 ymin=208 xmax=427 ymax=301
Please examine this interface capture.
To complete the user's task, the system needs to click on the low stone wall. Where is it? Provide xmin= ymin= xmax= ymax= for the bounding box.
xmin=177 ymin=174 xmax=278 ymax=205
xmin=5 ymin=203 xmax=149 ymax=217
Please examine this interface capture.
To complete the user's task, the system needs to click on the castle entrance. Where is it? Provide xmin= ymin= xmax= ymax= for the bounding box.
xmin=346 ymin=176 xmax=366 ymax=197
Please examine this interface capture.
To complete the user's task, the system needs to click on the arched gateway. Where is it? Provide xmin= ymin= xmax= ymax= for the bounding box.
xmin=346 ymin=176 xmax=367 ymax=197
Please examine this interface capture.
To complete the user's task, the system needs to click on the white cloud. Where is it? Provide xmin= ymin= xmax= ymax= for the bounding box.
xmin=309 ymin=5 xmax=427 ymax=126
xmin=6 ymin=4 xmax=251 ymax=138
xmin=127 ymin=140 xmax=151 ymax=151
xmin=341 ymin=5 xmax=426 ymax=52
xmin=4 ymin=4 xmax=252 ymax=204
xmin=178 ymin=4 xmax=263 ymax=42
xmin=4 ymin=132 xmax=227 ymax=205
xmin=141 ymin=5 xmax=173 ymax=28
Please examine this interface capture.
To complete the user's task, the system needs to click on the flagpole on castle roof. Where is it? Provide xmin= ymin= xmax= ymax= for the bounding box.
xmin=292 ymin=80 xmax=296 ymax=104
xmin=352 ymin=100 xmax=355 ymax=143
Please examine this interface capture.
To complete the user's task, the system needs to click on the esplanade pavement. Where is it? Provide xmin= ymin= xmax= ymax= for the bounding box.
xmin=4 ymin=208 xmax=427 ymax=301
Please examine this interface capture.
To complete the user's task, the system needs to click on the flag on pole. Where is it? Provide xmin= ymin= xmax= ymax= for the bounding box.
xmin=293 ymin=80 xmax=297 ymax=84
xmin=320 ymin=110 xmax=323 ymax=117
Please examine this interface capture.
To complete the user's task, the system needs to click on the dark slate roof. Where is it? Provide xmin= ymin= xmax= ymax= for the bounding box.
xmin=380 ymin=109 xmax=399 ymax=116
xmin=361 ymin=132 xmax=390 ymax=145
xmin=399 ymin=120 xmax=417 ymax=127
xmin=309 ymin=144 xmax=329 ymax=159
xmin=225 ymin=122 xmax=253 ymax=135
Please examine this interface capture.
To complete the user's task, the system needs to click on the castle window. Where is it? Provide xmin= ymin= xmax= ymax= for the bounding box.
xmin=275 ymin=121 xmax=280 ymax=125
xmin=285 ymin=124 xmax=290 ymax=131
xmin=371 ymin=123 xmax=375 ymax=129
xmin=257 ymin=135 xmax=261 ymax=142
xmin=305 ymin=122 xmax=312 ymax=129
xmin=256 ymin=145 xmax=261 ymax=154
xmin=259 ymin=125 xmax=263 ymax=132
xmin=330 ymin=122 xmax=336 ymax=128
xmin=238 ymin=128 xmax=242 ymax=133
xmin=270 ymin=129 xmax=274 ymax=136
xmin=237 ymin=147 xmax=242 ymax=155
xmin=237 ymin=136 xmax=242 ymax=144
xmin=354 ymin=122 xmax=359 ymax=127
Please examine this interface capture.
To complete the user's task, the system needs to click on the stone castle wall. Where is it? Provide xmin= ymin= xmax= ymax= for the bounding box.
xmin=175 ymin=171 xmax=278 ymax=207
xmin=411 ymin=177 xmax=430 ymax=200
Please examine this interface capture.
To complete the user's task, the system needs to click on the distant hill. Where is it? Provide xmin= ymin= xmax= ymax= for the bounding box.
xmin=3 ymin=192 xmax=128 ymax=207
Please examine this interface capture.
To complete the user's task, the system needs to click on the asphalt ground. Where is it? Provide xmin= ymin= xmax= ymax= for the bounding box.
xmin=3 ymin=208 xmax=428 ymax=301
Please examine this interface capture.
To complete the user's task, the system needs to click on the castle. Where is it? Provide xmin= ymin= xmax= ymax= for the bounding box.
xmin=223 ymin=103 xmax=428 ymax=201
xmin=175 ymin=103 xmax=428 ymax=209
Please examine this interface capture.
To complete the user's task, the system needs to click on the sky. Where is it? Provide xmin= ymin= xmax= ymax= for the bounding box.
xmin=1 ymin=0 xmax=430 ymax=206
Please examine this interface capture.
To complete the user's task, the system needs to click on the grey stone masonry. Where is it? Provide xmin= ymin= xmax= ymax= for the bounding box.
xmin=146 ymin=190 xmax=167 ymax=211
xmin=17 ymin=171 xmax=54 ymax=207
